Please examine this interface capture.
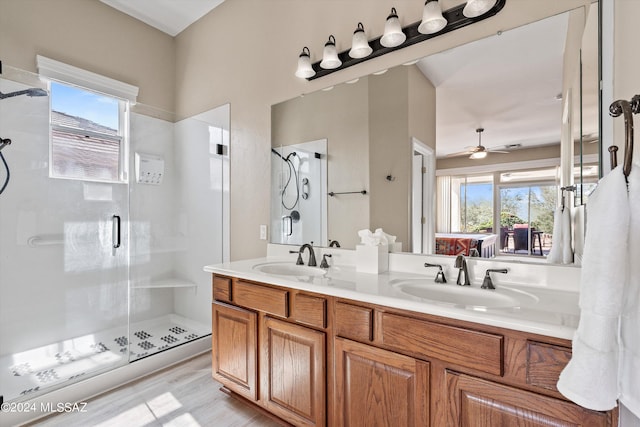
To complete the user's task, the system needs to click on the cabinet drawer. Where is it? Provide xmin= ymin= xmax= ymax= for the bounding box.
xmin=379 ymin=312 xmax=503 ymax=376
xmin=335 ymin=302 xmax=373 ymax=342
xmin=212 ymin=276 xmax=232 ymax=302
xmin=526 ymin=341 xmax=571 ymax=392
xmin=233 ymin=280 xmax=289 ymax=318
xmin=292 ymin=293 xmax=326 ymax=329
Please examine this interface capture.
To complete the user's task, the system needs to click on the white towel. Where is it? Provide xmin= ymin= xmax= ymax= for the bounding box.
xmin=546 ymin=206 xmax=564 ymax=264
xmin=547 ymin=202 xmax=574 ymax=264
xmin=557 ymin=166 xmax=630 ymax=410
xmin=620 ymin=162 xmax=640 ymax=418
xmin=561 ymin=205 xmax=573 ymax=264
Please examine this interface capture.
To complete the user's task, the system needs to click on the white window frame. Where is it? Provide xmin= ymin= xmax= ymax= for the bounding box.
xmin=37 ymin=56 xmax=138 ymax=184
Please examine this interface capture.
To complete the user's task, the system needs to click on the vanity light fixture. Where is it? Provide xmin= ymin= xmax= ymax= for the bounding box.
xmin=296 ymin=0 xmax=505 ymax=80
xmin=463 ymin=0 xmax=498 ymax=18
xmin=295 ymin=47 xmax=315 ymax=79
xmin=349 ymin=23 xmax=373 ymax=59
xmin=320 ymin=35 xmax=342 ymax=69
xmin=418 ymin=0 xmax=447 ymax=34
xmin=380 ymin=8 xmax=407 ymax=48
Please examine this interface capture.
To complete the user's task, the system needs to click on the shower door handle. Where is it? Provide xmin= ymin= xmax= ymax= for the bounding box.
xmin=282 ymin=215 xmax=293 ymax=237
xmin=112 ymin=215 xmax=121 ymax=249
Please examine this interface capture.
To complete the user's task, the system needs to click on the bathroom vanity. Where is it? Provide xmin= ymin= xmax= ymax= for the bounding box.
xmin=205 ymin=253 xmax=617 ymax=426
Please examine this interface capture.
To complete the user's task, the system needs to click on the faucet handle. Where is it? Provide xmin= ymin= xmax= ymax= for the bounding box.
xmin=481 ymin=268 xmax=508 ymax=290
xmin=424 ymin=263 xmax=447 ymax=283
xmin=320 ymin=254 xmax=332 ymax=269
xmin=290 ymin=250 xmax=304 ymax=265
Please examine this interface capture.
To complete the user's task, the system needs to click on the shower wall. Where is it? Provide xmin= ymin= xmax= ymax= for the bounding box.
xmin=173 ymin=107 xmax=228 ymax=326
xmin=129 ymin=108 xmax=227 ymax=329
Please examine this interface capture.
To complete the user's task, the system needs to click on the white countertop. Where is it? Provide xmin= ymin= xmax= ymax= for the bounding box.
xmin=204 ymin=256 xmax=580 ymax=340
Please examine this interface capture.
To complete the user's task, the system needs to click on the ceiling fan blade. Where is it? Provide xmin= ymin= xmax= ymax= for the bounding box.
xmin=487 ymin=150 xmax=509 ymax=154
xmin=446 ymin=149 xmax=474 ymax=157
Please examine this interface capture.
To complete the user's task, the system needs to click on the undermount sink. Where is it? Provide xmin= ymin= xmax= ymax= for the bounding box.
xmin=392 ymin=280 xmax=538 ymax=309
xmin=253 ymin=262 xmax=327 ymax=278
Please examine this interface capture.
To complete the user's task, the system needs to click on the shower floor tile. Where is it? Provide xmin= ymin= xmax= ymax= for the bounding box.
xmin=0 ymin=314 xmax=209 ymax=403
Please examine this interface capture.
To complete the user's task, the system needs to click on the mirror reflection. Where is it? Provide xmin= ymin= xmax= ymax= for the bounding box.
xmin=271 ymin=4 xmax=599 ymax=262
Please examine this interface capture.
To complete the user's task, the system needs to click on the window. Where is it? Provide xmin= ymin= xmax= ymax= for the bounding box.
xmin=50 ymin=82 xmax=127 ymax=182
xmin=451 ymin=174 xmax=494 ymax=233
xmin=498 ymin=167 xmax=558 ymax=255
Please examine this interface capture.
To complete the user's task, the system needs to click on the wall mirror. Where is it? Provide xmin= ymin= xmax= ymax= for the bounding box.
xmin=271 ymin=2 xmax=599 ymax=264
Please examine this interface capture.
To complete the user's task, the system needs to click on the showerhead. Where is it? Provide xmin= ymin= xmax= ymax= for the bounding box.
xmin=0 ymin=88 xmax=48 ymax=100
xmin=285 ymin=151 xmax=297 ymax=161
xmin=0 ymin=138 xmax=11 ymax=152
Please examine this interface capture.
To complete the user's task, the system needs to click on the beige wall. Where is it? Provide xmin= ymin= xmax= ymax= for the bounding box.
xmin=408 ymin=65 xmax=436 ymax=151
xmin=613 ymin=0 xmax=639 ymax=168
xmin=368 ymin=67 xmax=411 ymax=246
xmin=0 ymin=0 xmax=175 ymax=112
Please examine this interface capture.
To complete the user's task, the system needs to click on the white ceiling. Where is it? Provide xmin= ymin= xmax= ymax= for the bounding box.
xmin=418 ymin=12 xmax=570 ymax=158
xmin=100 ymin=0 xmax=225 ymax=36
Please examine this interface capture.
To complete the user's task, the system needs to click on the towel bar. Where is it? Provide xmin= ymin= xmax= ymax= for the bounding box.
xmin=609 ymin=95 xmax=638 ymax=178
xmin=328 ymin=190 xmax=367 ymax=197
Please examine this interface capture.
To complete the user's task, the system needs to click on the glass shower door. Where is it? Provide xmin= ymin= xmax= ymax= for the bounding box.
xmin=0 ymin=67 xmax=130 ymax=402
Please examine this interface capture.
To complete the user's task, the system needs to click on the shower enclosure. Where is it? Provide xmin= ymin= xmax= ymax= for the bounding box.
xmin=0 ymin=65 xmax=227 ymax=408
xmin=270 ymin=139 xmax=327 ymax=246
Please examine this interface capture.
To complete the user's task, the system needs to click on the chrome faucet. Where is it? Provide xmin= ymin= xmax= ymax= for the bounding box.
xmin=481 ymin=268 xmax=508 ymax=290
xmin=454 ymin=255 xmax=471 ymax=286
xmin=298 ymin=242 xmax=317 ymax=267
xmin=424 ymin=263 xmax=447 ymax=283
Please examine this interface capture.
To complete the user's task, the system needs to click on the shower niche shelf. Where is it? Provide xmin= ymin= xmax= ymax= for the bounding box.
xmin=131 ymin=278 xmax=197 ymax=289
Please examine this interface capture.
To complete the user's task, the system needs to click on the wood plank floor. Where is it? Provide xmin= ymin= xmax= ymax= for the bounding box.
xmin=30 ymin=353 xmax=281 ymax=427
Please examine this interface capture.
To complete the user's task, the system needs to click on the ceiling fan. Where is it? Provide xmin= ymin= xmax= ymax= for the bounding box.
xmin=448 ymin=128 xmax=510 ymax=159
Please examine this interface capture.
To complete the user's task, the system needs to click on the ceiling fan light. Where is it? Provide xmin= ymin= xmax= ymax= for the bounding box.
xmin=320 ymin=35 xmax=342 ymax=69
xmin=470 ymin=151 xmax=487 ymax=159
xmin=295 ymin=47 xmax=315 ymax=79
xmin=380 ymin=8 xmax=406 ymax=48
xmin=418 ymin=0 xmax=447 ymax=34
xmin=463 ymin=0 xmax=498 ymax=18
xmin=349 ymin=23 xmax=373 ymax=59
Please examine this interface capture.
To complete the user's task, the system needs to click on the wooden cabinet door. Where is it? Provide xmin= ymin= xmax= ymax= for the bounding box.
xmin=445 ymin=371 xmax=612 ymax=427
xmin=334 ymin=337 xmax=430 ymax=427
xmin=260 ymin=316 xmax=326 ymax=427
xmin=212 ymin=302 xmax=258 ymax=401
